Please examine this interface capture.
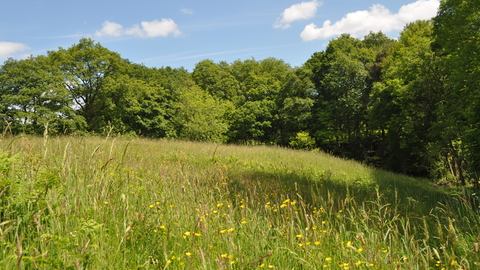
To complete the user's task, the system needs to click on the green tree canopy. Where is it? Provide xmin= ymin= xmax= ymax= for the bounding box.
xmin=433 ymin=0 xmax=480 ymax=182
xmin=0 ymin=55 xmax=77 ymax=134
xmin=48 ymin=38 xmax=126 ymax=131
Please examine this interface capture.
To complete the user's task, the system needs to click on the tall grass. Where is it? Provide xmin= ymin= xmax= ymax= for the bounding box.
xmin=0 ymin=136 xmax=479 ymax=269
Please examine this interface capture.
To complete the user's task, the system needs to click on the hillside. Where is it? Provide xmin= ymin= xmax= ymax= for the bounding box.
xmin=0 ymin=136 xmax=478 ymax=269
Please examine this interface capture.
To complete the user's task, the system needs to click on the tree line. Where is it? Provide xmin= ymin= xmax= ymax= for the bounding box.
xmin=0 ymin=0 xmax=478 ymax=185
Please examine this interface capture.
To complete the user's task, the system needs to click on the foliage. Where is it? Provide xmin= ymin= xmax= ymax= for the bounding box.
xmin=0 ymin=56 xmax=76 ymax=134
xmin=173 ymin=85 xmax=231 ymax=142
xmin=48 ymin=38 xmax=126 ymax=131
xmin=433 ymin=0 xmax=480 ymax=184
xmin=370 ymin=21 xmax=444 ymax=176
xmin=289 ymin=131 xmax=316 ymax=150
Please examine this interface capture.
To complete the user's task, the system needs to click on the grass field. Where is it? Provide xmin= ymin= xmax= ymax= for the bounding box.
xmin=0 ymin=136 xmax=479 ymax=269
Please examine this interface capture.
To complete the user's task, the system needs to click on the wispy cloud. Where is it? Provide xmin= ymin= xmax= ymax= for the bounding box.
xmin=142 ymin=44 xmax=292 ymax=65
xmin=0 ymin=41 xmax=30 ymax=58
xmin=95 ymin=19 xmax=182 ymax=38
xmin=181 ymin=8 xmax=194 ymax=15
xmin=274 ymin=0 xmax=322 ymax=30
xmin=300 ymin=0 xmax=439 ymax=41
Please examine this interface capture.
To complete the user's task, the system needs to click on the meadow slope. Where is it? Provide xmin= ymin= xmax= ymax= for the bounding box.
xmin=0 ymin=136 xmax=478 ymax=269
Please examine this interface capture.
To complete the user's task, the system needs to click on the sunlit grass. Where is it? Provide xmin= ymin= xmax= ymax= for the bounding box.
xmin=0 ymin=136 xmax=479 ymax=269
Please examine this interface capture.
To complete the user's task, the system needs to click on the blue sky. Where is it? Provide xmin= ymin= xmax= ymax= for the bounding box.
xmin=1 ymin=0 xmax=439 ymax=71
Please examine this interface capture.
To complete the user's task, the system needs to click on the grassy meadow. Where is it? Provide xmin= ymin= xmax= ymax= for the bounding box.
xmin=0 ymin=136 xmax=479 ymax=269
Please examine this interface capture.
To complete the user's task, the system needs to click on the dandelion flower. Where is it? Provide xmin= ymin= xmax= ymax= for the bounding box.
xmin=185 ymin=252 xmax=192 ymax=256
xmin=104 ymin=201 xmax=109 ymax=205
xmin=220 ymin=229 xmax=227 ymax=234
xmin=325 ymin=257 xmax=332 ymax=262
xmin=314 ymin=241 xmax=321 ymax=245
xmin=296 ymin=235 xmax=303 ymax=238
xmin=221 ymin=254 xmax=228 ymax=258
xmin=195 ymin=233 xmax=201 ymax=236
xmin=227 ymin=228 xmax=235 ymax=232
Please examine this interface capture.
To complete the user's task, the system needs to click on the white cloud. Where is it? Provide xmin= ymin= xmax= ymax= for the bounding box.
xmin=300 ymin=0 xmax=439 ymax=41
xmin=275 ymin=0 xmax=322 ymax=30
xmin=181 ymin=8 xmax=194 ymax=15
xmin=140 ymin=19 xmax=182 ymax=37
xmin=0 ymin=41 xmax=30 ymax=58
xmin=95 ymin=19 xmax=182 ymax=38
xmin=95 ymin=21 xmax=124 ymax=37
